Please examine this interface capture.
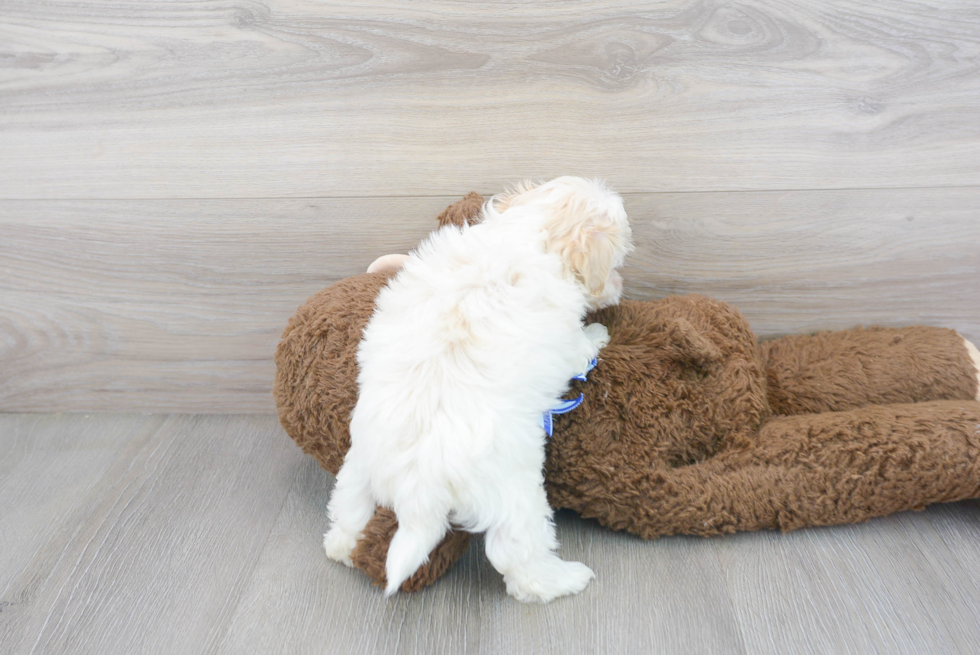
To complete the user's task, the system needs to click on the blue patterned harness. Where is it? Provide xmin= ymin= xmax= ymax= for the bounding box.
xmin=540 ymin=358 xmax=597 ymax=438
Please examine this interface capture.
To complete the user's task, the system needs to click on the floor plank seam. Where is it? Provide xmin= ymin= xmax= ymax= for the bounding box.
xmin=209 ymin=454 xmax=308 ymax=655
xmin=3 ymin=183 xmax=980 ymax=203
xmin=709 ymin=542 xmax=753 ymax=655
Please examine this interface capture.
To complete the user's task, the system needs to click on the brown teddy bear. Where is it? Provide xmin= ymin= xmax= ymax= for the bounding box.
xmin=274 ymin=193 xmax=980 ymax=593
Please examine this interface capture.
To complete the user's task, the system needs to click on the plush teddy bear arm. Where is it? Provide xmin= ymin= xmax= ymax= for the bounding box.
xmin=435 ymin=192 xmax=485 ymax=228
xmin=761 ymin=326 xmax=980 ymax=416
xmin=597 ymin=399 xmax=980 ymax=539
xmin=349 ymin=507 xmax=472 ymax=592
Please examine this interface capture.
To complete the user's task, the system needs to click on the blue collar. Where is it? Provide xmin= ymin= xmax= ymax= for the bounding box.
xmin=541 ymin=358 xmax=597 ymax=437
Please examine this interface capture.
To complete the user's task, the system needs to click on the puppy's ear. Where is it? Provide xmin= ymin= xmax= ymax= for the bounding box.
xmin=566 ymin=227 xmax=618 ymax=296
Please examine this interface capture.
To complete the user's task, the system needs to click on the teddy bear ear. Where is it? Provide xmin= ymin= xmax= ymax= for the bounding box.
xmin=435 ymin=192 xmax=485 ymax=228
xmin=663 ymin=316 xmax=723 ymax=367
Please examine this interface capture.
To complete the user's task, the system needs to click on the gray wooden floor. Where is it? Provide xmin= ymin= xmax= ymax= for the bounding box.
xmin=1 ymin=413 xmax=979 ymax=655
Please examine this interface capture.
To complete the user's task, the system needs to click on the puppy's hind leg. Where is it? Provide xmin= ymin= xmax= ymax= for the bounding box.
xmin=384 ymin=493 xmax=451 ymax=597
xmin=323 ymin=454 xmax=376 ymax=566
xmin=484 ymin=477 xmax=595 ymax=603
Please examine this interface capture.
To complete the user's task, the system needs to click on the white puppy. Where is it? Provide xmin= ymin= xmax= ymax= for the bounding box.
xmin=324 ymin=177 xmax=633 ymax=602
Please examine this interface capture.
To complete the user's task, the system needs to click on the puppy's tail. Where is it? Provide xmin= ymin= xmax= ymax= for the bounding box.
xmin=384 ymin=512 xmax=450 ymax=596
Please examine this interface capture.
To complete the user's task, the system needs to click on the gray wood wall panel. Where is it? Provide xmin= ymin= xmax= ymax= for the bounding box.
xmin=2 ymin=0 xmax=980 ymax=198
xmin=2 ymin=188 xmax=977 ymax=412
xmin=0 ymin=197 xmax=448 ymax=412
xmin=2 ymin=0 xmax=979 ymax=412
xmin=626 ymin=188 xmax=980 ymax=340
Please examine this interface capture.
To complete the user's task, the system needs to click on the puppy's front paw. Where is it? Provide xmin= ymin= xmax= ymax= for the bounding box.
xmin=584 ymin=323 xmax=610 ymax=350
xmin=504 ymin=557 xmax=596 ymax=603
xmin=323 ymin=527 xmax=358 ymax=567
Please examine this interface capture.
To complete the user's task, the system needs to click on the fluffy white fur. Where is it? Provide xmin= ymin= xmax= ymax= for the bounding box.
xmin=324 ymin=177 xmax=633 ymax=602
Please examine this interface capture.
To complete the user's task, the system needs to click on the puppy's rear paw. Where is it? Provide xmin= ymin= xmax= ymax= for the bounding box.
xmin=504 ymin=558 xmax=595 ymax=603
xmin=323 ymin=527 xmax=358 ymax=567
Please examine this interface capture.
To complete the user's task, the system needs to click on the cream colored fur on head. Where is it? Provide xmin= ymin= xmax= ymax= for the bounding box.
xmin=487 ymin=177 xmax=632 ymax=310
xmin=324 ymin=177 xmax=632 ymax=602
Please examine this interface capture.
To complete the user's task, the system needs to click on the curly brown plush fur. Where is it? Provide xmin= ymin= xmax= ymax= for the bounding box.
xmin=273 ymin=194 xmax=980 ymax=592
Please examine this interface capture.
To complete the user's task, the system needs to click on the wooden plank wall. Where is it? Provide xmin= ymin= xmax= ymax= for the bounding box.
xmin=1 ymin=1 xmax=978 ymax=412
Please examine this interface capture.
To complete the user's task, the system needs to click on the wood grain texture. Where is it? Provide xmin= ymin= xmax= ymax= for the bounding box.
xmin=218 ymin=458 xmax=747 ymax=655
xmin=715 ymin=513 xmax=980 ymax=654
xmin=2 ymin=0 xmax=980 ymax=198
xmin=625 ymin=187 xmax=980 ymax=342
xmin=2 ymin=414 xmax=979 ymax=654
xmin=2 ymin=188 xmax=977 ymax=412
xmin=0 ymin=415 xmax=148 ymax=618
xmin=0 ymin=196 xmax=451 ymax=412
xmin=0 ymin=414 xmax=302 ymax=655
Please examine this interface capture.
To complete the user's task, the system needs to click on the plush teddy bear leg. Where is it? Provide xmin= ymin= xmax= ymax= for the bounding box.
xmin=761 ymin=326 xmax=980 ymax=415
xmin=384 ymin=503 xmax=457 ymax=596
xmin=595 ymin=399 xmax=980 ymax=540
xmin=349 ymin=507 xmax=473 ymax=592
